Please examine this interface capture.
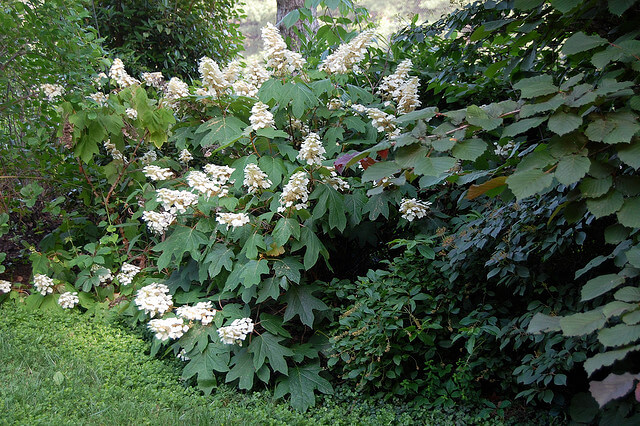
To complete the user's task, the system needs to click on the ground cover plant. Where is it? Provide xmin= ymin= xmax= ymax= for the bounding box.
xmin=0 ymin=0 xmax=639 ymax=423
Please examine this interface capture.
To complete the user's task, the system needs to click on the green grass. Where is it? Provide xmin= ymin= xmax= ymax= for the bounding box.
xmin=0 ymin=303 xmax=525 ymax=425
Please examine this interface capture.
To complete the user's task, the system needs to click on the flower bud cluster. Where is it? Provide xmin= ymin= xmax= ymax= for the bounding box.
xmin=142 ymin=211 xmax=176 ymax=234
xmin=320 ymin=168 xmax=350 ymax=192
xmin=141 ymin=72 xmax=164 ymax=88
xmin=125 ymin=108 xmax=138 ymax=120
xmin=203 ymin=164 xmax=235 ymax=185
xmin=378 ymin=59 xmax=420 ymax=114
xmin=262 ymin=23 xmax=306 ymax=76
xmin=140 ymin=150 xmax=157 ymax=165
xmin=156 ymin=188 xmax=199 ymax=214
xmin=91 ymin=264 xmax=113 ymax=284
xmin=176 ymin=301 xmax=216 ymax=325
xmin=178 ymin=149 xmax=193 ymax=164
xmin=249 ymin=101 xmax=275 ymax=130
xmin=319 ymin=30 xmax=375 ymax=74
xmin=103 ymin=140 xmax=125 ymax=162
xmin=297 ymin=132 xmax=326 ymax=166
xmin=33 ymin=274 xmax=54 ymax=295
xmin=278 ymin=171 xmax=310 ymax=213
xmin=135 ymin=283 xmax=173 ymax=318
xmin=164 ymin=77 xmax=189 ymax=106
xmin=187 ymin=171 xmax=228 ymax=198
xmin=399 ymin=198 xmax=432 ymax=222
xmin=40 ymin=84 xmax=65 ymax=101
xmin=89 ymin=92 xmax=108 ymax=106
xmin=58 ymin=292 xmax=79 ymax=309
xmin=494 ymin=141 xmax=515 ymax=157
xmin=198 ymin=57 xmax=231 ymax=95
xmin=116 ymin=262 xmax=141 ymax=286
xmin=109 ymin=58 xmax=140 ymax=87
xmin=216 ymin=212 xmax=250 ymax=228
xmin=143 ymin=165 xmax=174 ymax=181
xmin=217 ymin=318 xmax=254 ymax=345
xmin=148 ymin=317 xmax=189 ymax=341
xmin=243 ymin=163 xmax=272 ymax=193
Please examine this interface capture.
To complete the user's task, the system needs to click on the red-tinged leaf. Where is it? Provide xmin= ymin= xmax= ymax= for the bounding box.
xmin=377 ymin=149 xmax=389 ymax=160
xmin=334 ymin=152 xmax=360 ymax=174
xmin=359 ymin=157 xmax=376 ymax=170
xmin=636 ymin=382 xmax=640 ymax=402
xmin=589 ymin=372 xmax=640 ymax=407
xmin=466 ymin=176 xmax=508 ymax=200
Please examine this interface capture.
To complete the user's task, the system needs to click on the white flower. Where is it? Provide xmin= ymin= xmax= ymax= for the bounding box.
xmin=177 ymin=348 xmax=190 ymax=361
xmin=216 ymin=212 xmax=250 ymax=228
xmin=125 ymin=108 xmax=138 ymax=120
xmin=141 ymin=72 xmax=164 ymax=88
xmin=244 ymin=62 xmax=271 ymax=89
xmin=297 ymin=132 xmax=326 ymax=166
xmin=262 ymin=23 xmax=306 ymax=77
xmin=143 ymin=165 xmax=174 ymax=181
xmin=319 ymin=30 xmax=375 ymax=74
xmin=103 ymin=140 xmax=125 ymax=162
xmin=223 ymin=60 xmax=242 ymax=84
xmin=199 ymin=56 xmax=231 ymax=94
xmin=378 ymin=59 xmax=413 ymax=99
xmin=109 ymin=58 xmax=140 ymax=87
xmin=40 ymin=84 xmax=64 ymax=101
xmin=249 ymin=101 xmax=275 ymax=131
xmin=399 ymin=198 xmax=432 ymax=221
xmin=203 ymin=164 xmax=235 ymax=185
xmin=396 ymin=77 xmax=421 ymax=114
xmin=0 ymin=280 xmax=11 ymax=293
xmin=135 ymin=283 xmax=172 ymax=318
xmin=116 ymin=262 xmax=141 ymax=286
xmin=58 ymin=292 xmax=79 ymax=309
xmin=33 ymin=274 xmax=54 ymax=295
xmin=278 ymin=171 xmax=310 ymax=213
xmin=243 ymin=163 xmax=272 ymax=193
xmin=494 ymin=141 xmax=515 ymax=157
xmin=327 ymin=98 xmax=342 ymax=110
xmin=176 ymin=301 xmax=216 ymax=325
xmin=321 ymin=168 xmax=350 ymax=191
xmin=89 ymin=92 xmax=108 ymax=106
xmin=178 ymin=149 xmax=193 ymax=164
xmin=187 ymin=171 xmax=227 ymax=198
xmin=91 ymin=264 xmax=113 ymax=284
xmin=93 ymin=72 xmax=108 ymax=83
xmin=165 ymin=77 xmax=189 ymax=105
xmin=366 ymin=108 xmax=396 ymax=133
xmin=142 ymin=211 xmax=176 ymax=234
xmin=232 ymin=80 xmax=258 ymax=98
xmin=351 ymin=104 xmax=367 ymax=114
xmin=140 ymin=150 xmax=158 ymax=165
xmin=217 ymin=318 xmax=254 ymax=345
xmin=156 ymin=189 xmax=199 ymax=214
xmin=148 ymin=317 xmax=189 ymax=341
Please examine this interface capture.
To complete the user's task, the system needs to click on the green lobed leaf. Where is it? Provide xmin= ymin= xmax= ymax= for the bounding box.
xmin=396 ymin=107 xmax=437 ymax=124
xmin=196 ymin=115 xmax=245 ymax=148
xmin=248 ymin=332 xmax=293 ymax=375
xmin=259 ymin=313 xmax=292 ymax=338
xmin=274 ymin=363 xmax=333 ymax=412
xmin=361 ymin=161 xmax=401 ymax=182
xmin=225 ymin=348 xmax=255 ymax=390
xmin=561 ymin=32 xmax=608 ymax=56
xmin=154 ymin=226 xmax=208 ymax=270
xmin=182 ymin=343 xmax=230 ymax=395
xmin=283 ymin=285 xmax=328 ymax=327
xmin=273 ymin=217 xmax=301 ymax=247
xmin=272 ymin=257 xmax=304 ymax=284
xmin=581 ymin=274 xmax=626 ymax=301
xmin=225 ymin=259 xmax=270 ymax=292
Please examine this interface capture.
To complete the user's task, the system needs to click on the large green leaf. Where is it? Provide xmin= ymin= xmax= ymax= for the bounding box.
xmin=196 ymin=115 xmax=246 ymax=148
xmin=527 ymin=313 xmax=562 ymax=334
xmin=413 ymin=156 xmax=457 ymax=176
xmin=248 ymin=332 xmax=293 ymax=375
xmin=617 ymin=196 xmax=640 ymax=228
xmin=548 ymin=112 xmax=582 ymax=136
xmin=585 ymin=112 xmax=640 ymax=144
xmin=561 ymin=32 xmax=608 ymax=56
xmin=182 ymin=344 xmax=230 ymax=395
xmin=560 ymin=310 xmax=606 ymax=336
xmin=586 ymin=190 xmax=624 ymax=218
xmin=617 ymin=141 xmax=640 ymax=169
xmin=225 ymin=259 xmax=270 ymax=292
xmin=466 ymin=105 xmax=502 ymax=130
xmin=361 ymin=161 xmax=401 ymax=182
xmin=598 ymin=323 xmax=640 ymax=347
xmin=272 ymin=217 xmax=301 ymax=246
xmin=506 ymin=168 xmax=554 ymax=199
xmin=579 ymin=176 xmax=612 ymax=198
xmin=451 ymin=138 xmax=488 ymax=161
xmin=581 ymin=274 xmax=626 ymax=301
xmin=154 ymin=226 xmax=208 ymax=270
xmin=555 ymin=155 xmax=590 ymax=186
xmin=501 ymin=116 xmax=547 ymax=137
xmin=272 ymin=257 xmax=304 ymax=284
xmin=312 ymin=185 xmax=346 ymax=231
xmin=225 ymin=348 xmax=255 ymax=390
xmin=513 ymin=75 xmax=558 ymax=99
xmin=615 ymin=286 xmax=640 ymax=302
xmin=290 ymin=227 xmax=328 ymax=270
xmin=584 ymin=345 xmax=640 ymax=376
xmin=204 ymin=244 xmax=235 ymax=278
xmin=274 ymin=363 xmax=333 ymax=412
xmin=625 ymin=247 xmax=640 ymax=268
xmin=608 ymin=0 xmax=637 ymax=16
xmin=283 ymin=285 xmax=328 ymax=327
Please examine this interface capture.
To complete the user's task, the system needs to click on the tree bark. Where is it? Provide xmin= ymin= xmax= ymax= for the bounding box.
xmin=276 ymin=0 xmax=318 ymax=50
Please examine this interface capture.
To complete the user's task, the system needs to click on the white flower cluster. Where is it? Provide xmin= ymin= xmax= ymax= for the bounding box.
xmin=187 ymin=171 xmax=227 ymax=198
xmin=33 ymin=274 xmax=54 ymax=295
xmin=141 ymin=72 xmax=164 ymax=88
xmin=319 ymin=30 xmax=375 ymax=74
xmin=40 ymin=83 xmax=64 ymax=101
xmin=91 ymin=264 xmax=113 ymax=284
xmin=297 ymin=132 xmax=326 ymax=166
xmin=140 ymin=150 xmax=157 ymax=165
xmin=135 ymin=283 xmax=173 ymax=318
xmin=321 ymin=168 xmax=350 ymax=192
xmin=399 ymin=198 xmax=432 ymax=222
xmin=203 ymin=164 xmax=235 ymax=184
xmin=103 ymin=140 xmax=125 ymax=162
xmin=233 ymin=62 xmax=270 ymax=97
xmin=243 ymin=163 xmax=272 ymax=193
xmin=0 ymin=280 xmax=11 ymax=293
xmin=143 ymin=165 xmax=174 ymax=181
xmin=177 ymin=348 xmax=190 ymax=361
xmin=93 ymin=72 xmax=108 ymax=83
xmin=116 ymin=262 xmax=140 ymax=286
xmin=249 ymin=101 xmax=275 ymax=130
xmin=89 ymin=91 xmax=108 ymax=106
xmin=494 ymin=141 xmax=515 ymax=157
xmin=216 ymin=212 xmax=250 ymax=228
xmin=109 ymin=58 xmax=140 ymax=87
xmin=327 ymin=98 xmax=342 ymax=110
xmin=125 ymin=108 xmax=138 ymax=120
xmin=178 ymin=149 xmax=193 ymax=164
xmin=148 ymin=317 xmax=189 ymax=341
xmin=378 ymin=60 xmax=421 ymax=114
xmin=262 ymin=23 xmax=306 ymax=76
xmin=199 ymin=56 xmax=231 ymax=95
xmin=156 ymin=188 xmax=199 ymax=214
xmin=142 ymin=166 xmax=173 ymax=181
xmin=278 ymin=171 xmax=310 ymax=213
xmin=164 ymin=77 xmax=189 ymax=105
xmin=176 ymin=301 xmax=216 ymax=325
xmin=142 ymin=210 xmax=176 ymax=234
xmin=58 ymin=292 xmax=79 ymax=309
xmin=217 ymin=317 xmax=254 ymax=345
xmin=366 ymin=108 xmax=397 ymax=133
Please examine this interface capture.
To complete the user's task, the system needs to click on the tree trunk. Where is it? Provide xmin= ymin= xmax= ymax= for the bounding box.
xmin=276 ymin=0 xmax=318 ymax=50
